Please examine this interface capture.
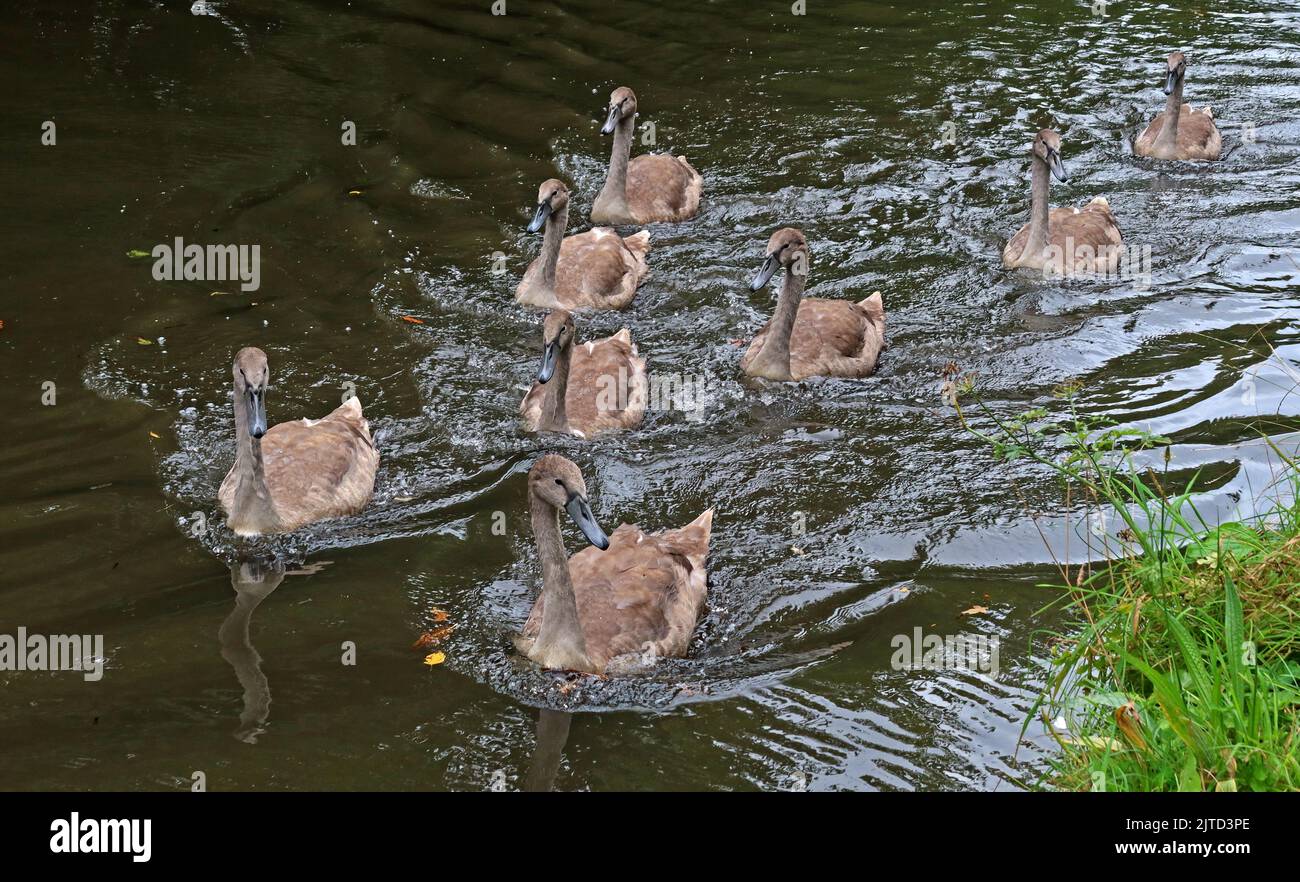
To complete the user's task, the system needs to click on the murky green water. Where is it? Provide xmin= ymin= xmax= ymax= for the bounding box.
xmin=2 ymin=0 xmax=1298 ymax=791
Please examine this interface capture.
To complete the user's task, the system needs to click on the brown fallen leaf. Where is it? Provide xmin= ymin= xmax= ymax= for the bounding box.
xmin=412 ymin=624 xmax=455 ymax=650
xmin=960 ymin=605 xmax=989 ymax=616
xmin=401 ymin=315 xmax=425 ymax=325
xmin=1115 ymin=700 xmax=1149 ymax=752
xmin=430 ymin=607 xmax=450 ymax=623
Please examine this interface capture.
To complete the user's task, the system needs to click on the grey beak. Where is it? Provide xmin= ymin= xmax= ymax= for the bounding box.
xmin=564 ymin=493 xmax=609 ymax=550
xmin=600 ymin=103 xmax=621 ymax=135
xmin=247 ymin=387 xmax=267 ymax=440
xmin=750 ymin=254 xmax=780 ymax=292
xmin=1164 ymin=69 xmax=1178 ymax=96
xmin=537 ymin=340 xmax=559 ymax=384
xmin=1048 ymin=149 xmax=1068 ymax=183
xmin=527 ymin=198 xmax=553 ymax=233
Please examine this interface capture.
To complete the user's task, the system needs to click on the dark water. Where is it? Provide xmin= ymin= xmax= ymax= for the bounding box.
xmin=2 ymin=0 xmax=1298 ymax=791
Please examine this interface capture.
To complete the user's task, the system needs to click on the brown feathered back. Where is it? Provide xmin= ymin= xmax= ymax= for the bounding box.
xmin=553 ymin=229 xmax=650 ymax=310
xmin=219 ymin=396 xmax=378 ymax=534
xmin=1135 ymin=106 xmax=1222 ymax=161
xmin=520 ymin=329 xmax=648 ymax=436
xmin=743 ymin=293 xmax=886 ymax=380
xmin=626 ymin=154 xmax=703 ymax=223
xmin=518 ymin=509 xmax=713 ymax=673
xmin=1003 ymin=198 xmax=1124 ymax=273
xmin=591 ymin=85 xmax=703 ymax=225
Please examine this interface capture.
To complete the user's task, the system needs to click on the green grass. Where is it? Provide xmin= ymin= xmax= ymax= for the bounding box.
xmin=950 ymin=372 xmax=1300 ymax=791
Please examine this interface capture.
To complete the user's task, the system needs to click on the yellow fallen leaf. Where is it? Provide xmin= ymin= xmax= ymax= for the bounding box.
xmin=348 ymin=189 xmax=362 ymax=196
xmin=136 ymin=337 xmax=153 ymax=345
xmin=961 ymin=605 xmax=989 ymax=616
xmin=1060 ymin=735 xmax=1124 ymax=751
xmin=423 ymin=651 xmax=445 ymax=666
xmin=148 ymin=431 xmax=160 ymax=439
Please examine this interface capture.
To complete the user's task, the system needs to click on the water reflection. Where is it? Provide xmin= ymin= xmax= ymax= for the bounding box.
xmin=521 ymin=709 xmax=574 ymax=792
xmin=218 ymin=559 xmax=285 ymax=744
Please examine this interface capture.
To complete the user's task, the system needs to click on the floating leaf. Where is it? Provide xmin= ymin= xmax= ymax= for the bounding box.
xmin=960 ymin=605 xmax=989 ymax=616
xmin=413 ymin=624 xmax=454 ymax=650
xmin=136 ymin=337 xmax=154 ymax=345
xmin=423 ymin=651 xmax=446 ymax=666
xmin=430 ymin=607 xmax=450 ymax=622
xmin=348 ymin=189 xmax=362 ymax=196
xmin=148 ymin=431 xmax=161 ymax=440
xmin=401 ymin=315 xmax=425 ymax=325
xmin=126 ymin=249 xmax=151 ymax=259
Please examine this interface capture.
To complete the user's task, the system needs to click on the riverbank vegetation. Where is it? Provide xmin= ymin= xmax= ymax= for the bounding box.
xmin=950 ymin=369 xmax=1300 ymax=791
